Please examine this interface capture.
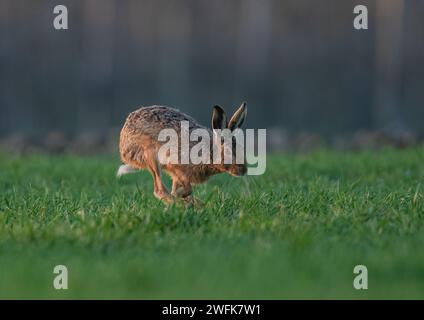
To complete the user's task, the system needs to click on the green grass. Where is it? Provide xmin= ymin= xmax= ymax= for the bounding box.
xmin=0 ymin=148 xmax=423 ymax=299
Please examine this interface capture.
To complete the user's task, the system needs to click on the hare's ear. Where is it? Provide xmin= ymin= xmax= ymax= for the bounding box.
xmin=212 ymin=105 xmax=227 ymax=130
xmin=228 ymin=102 xmax=247 ymax=130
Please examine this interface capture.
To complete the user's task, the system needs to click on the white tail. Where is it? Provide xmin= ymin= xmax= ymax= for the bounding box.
xmin=116 ymin=164 xmax=138 ymax=177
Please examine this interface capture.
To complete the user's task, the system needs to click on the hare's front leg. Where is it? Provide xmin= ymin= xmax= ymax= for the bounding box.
xmin=145 ymin=151 xmax=173 ymax=204
xmin=171 ymin=179 xmax=192 ymax=198
xmin=171 ymin=179 xmax=202 ymax=207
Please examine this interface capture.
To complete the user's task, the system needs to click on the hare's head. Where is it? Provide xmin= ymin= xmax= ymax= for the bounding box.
xmin=211 ymin=102 xmax=248 ymax=177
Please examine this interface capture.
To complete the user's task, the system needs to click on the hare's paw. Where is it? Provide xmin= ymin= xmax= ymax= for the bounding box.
xmin=183 ymin=195 xmax=203 ymax=209
xmin=153 ymin=190 xmax=175 ymax=205
xmin=162 ymin=195 xmax=177 ymax=205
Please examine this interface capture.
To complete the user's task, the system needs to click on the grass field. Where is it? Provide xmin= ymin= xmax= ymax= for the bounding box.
xmin=0 ymin=148 xmax=423 ymax=299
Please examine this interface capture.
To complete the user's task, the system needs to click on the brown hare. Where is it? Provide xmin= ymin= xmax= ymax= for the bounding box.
xmin=118 ymin=102 xmax=247 ymax=204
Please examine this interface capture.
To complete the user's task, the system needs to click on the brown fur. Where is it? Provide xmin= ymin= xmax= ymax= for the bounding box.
xmin=119 ymin=104 xmax=247 ymax=204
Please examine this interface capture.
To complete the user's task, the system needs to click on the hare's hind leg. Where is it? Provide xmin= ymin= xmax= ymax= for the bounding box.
xmin=144 ymin=151 xmax=173 ymax=204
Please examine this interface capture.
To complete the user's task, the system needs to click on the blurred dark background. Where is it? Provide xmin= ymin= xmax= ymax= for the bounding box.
xmin=0 ymin=0 xmax=423 ymax=153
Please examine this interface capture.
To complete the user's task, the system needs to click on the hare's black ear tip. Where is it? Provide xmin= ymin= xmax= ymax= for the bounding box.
xmin=238 ymin=102 xmax=247 ymax=113
xmin=213 ymin=105 xmax=224 ymax=112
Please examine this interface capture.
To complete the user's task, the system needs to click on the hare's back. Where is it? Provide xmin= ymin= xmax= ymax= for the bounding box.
xmin=124 ymin=105 xmax=202 ymax=136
